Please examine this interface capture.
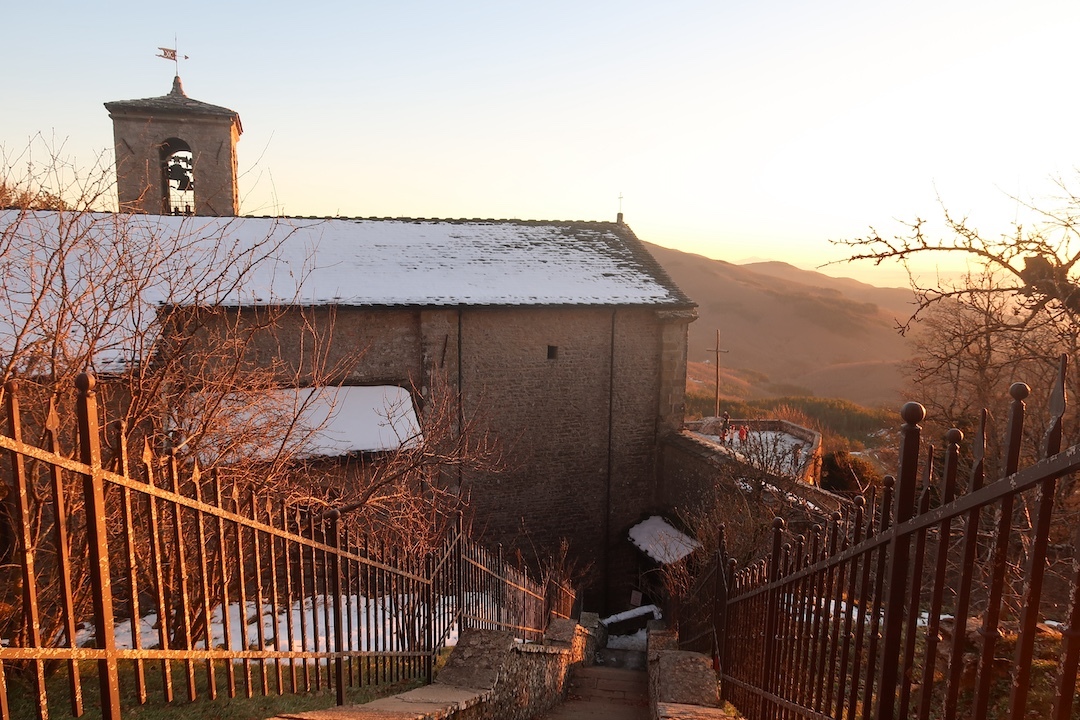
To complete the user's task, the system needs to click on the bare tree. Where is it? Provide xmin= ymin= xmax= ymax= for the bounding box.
xmin=834 ymin=184 xmax=1080 ymax=618
xmin=0 ymin=143 xmax=498 ymax=660
xmin=305 ymin=367 xmax=503 ymax=554
xmin=833 ymin=185 xmax=1080 ymax=453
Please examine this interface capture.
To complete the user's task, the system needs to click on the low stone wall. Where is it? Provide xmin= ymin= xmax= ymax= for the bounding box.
xmin=277 ymin=618 xmax=598 ymax=720
xmin=440 ymin=619 xmax=598 ymax=720
xmin=661 ymin=431 xmax=844 ymax=518
xmin=684 ymin=418 xmax=823 ymax=487
xmin=647 ymin=623 xmax=736 ymax=720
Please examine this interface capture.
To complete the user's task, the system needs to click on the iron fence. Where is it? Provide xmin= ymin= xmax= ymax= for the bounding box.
xmin=459 ymin=538 xmax=547 ymax=642
xmin=0 ymin=373 xmax=575 ymax=720
xmin=547 ymin=576 xmax=576 ymax=622
xmin=682 ymin=355 xmax=1080 ymax=720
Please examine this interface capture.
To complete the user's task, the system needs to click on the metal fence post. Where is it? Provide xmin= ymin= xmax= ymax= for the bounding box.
xmin=876 ymin=401 xmax=924 ymax=720
xmin=521 ymin=561 xmax=529 ymax=642
xmin=5 ymin=381 xmax=47 ymax=716
xmin=425 ymin=552 xmax=435 ymax=684
xmin=76 ymin=373 xmax=122 ymax=718
xmin=714 ymin=524 xmax=728 ymax=675
xmin=762 ymin=517 xmax=785 ymax=719
xmin=543 ymin=572 xmax=552 ymax=636
xmin=497 ymin=543 xmax=504 ymax=630
xmin=326 ymin=508 xmax=345 ymax=706
xmin=456 ymin=513 xmax=466 ymax=635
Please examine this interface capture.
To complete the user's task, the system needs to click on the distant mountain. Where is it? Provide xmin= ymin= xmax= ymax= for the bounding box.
xmin=644 ymin=243 xmax=919 ymax=409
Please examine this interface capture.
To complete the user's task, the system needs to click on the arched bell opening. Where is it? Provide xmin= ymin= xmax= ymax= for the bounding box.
xmin=159 ymin=138 xmax=194 ymax=215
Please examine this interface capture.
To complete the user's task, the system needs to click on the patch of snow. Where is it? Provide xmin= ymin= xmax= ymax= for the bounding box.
xmin=628 ymin=516 xmax=700 ymax=565
xmin=916 ymin=611 xmax=955 ymax=628
xmin=784 ymin=492 xmax=822 ymax=514
xmin=75 ymin=592 xmax=465 ymax=656
xmin=600 ymin=604 xmax=662 ymax=626
xmin=606 ymin=629 xmax=648 ymax=652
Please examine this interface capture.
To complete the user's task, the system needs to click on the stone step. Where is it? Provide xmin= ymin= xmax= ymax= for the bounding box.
xmin=569 ymin=665 xmax=649 ymax=704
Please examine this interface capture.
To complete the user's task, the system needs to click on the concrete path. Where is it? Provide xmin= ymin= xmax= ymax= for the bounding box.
xmin=537 ymin=666 xmax=649 ymax=720
xmin=537 ymin=697 xmax=649 ymax=719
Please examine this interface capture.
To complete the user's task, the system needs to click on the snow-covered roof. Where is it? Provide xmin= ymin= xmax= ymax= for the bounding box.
xmin=0 ymin=210 xmax=692 ymax=373
xmin=1 ymin=211 xmax=692 ymax=308
xmin=628 ymin=516 xmax=700 ymax=565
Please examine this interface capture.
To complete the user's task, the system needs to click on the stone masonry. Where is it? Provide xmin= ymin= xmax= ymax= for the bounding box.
xmin=106 ymin=77 xmax=241 ymax=216
xmin=222 ymin=302 xmax=693 ymax=610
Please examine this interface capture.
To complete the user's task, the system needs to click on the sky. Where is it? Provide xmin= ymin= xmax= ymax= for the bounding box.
xmin=4 ymin=1 xmax=1080 ymax=287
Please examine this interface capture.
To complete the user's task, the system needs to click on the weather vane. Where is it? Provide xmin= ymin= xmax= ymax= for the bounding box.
xmin=156 ymin=37 xmax=189 ymax=75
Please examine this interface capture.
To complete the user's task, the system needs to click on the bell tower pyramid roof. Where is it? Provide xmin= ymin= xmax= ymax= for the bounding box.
xmin=105 ymin=76 xmax=242 ymax=133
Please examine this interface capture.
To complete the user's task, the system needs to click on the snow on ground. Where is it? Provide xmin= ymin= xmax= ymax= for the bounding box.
xmin=695 ymin=429 xmax=807 ymax=477
xmin=606 ymin=629 xmax=648 ymax=651
xmin=733 ymin=477 xmax=823 ymax=514
xmin=601 ymin=606 xmax=661 ymax=653
xmin=75 ymin=593 xmax=464 ymax=656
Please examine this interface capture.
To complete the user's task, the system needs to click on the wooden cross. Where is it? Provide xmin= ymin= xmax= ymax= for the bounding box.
xmin=707 ymin=329 xmax=729 ymax=418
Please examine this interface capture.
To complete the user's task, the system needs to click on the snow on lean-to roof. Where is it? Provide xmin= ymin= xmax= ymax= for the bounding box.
xmin=628 ymin=516 xmax=701 ymax=565
xmin=1 ymin=211 xmax=691 ymax=308
xmin=285 ymin=385 xmax=421 ymax=456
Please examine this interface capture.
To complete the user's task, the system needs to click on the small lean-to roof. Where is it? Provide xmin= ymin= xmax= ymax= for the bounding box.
xmin=104 ymin=76 xmax=242 ymax=130
xmin=628 ymin=515 xmax=701 ymax=565
xmin=269 ymin=386 xmax=421 ymax=457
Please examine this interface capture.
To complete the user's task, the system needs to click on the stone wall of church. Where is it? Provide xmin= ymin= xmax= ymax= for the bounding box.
xmin=455 ymin=306 xmax=688 ymax=610
xmin=210 ymin=303 xmax=687 ymax=611
xmin=457 ymin=307 xmax=616 ymax=605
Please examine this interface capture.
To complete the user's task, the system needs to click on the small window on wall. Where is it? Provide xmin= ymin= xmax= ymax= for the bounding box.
xmin=547 ymin=345 xmax=558 ymax=360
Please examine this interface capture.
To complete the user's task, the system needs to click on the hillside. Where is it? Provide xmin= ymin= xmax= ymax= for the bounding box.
xmin=645 ymin=243 xmax=919 ymax=409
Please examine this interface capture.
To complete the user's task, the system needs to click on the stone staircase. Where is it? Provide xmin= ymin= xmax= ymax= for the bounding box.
xmin=538 ymin=658 xmax=650 ymax=719
xmin=541 ymin=629 xmax=739 ymax=720
xmin=595 ymin=646 xmax=647 ymax=671
xmin=568 ymin=664 xmax=649 ymax=705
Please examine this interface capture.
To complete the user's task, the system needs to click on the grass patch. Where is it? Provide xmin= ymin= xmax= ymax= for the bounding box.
xmin=6 ymin=657 xmax=425 ymax=720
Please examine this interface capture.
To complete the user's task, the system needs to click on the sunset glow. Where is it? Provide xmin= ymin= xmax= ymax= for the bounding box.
xmin=4 ymin=0 xmax=1079 ymax=287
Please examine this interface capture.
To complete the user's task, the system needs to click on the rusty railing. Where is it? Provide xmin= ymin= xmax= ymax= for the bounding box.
xmin=458 ymin=539 xmax=548 ymax=642
xmin=692 ymin=356 xmax=1080 ymax=719
xmin=0 ymin=374 xmax=574 ymax=720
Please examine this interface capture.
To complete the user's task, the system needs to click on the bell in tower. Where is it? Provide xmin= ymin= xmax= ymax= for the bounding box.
xmin=105 ymin=76 xmax=242 ymax=217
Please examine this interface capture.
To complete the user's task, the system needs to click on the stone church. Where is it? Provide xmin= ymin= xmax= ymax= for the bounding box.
xmin=101 ymin=77 xmax=697 ymax=609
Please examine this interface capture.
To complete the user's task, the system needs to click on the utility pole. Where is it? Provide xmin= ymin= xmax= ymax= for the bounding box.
xmin=707 ymin=329 xmax=729 ymax=418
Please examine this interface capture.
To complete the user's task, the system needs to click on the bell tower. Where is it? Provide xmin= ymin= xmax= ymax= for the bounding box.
xmin=105 ymin=76 xmax=242 ymax=216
